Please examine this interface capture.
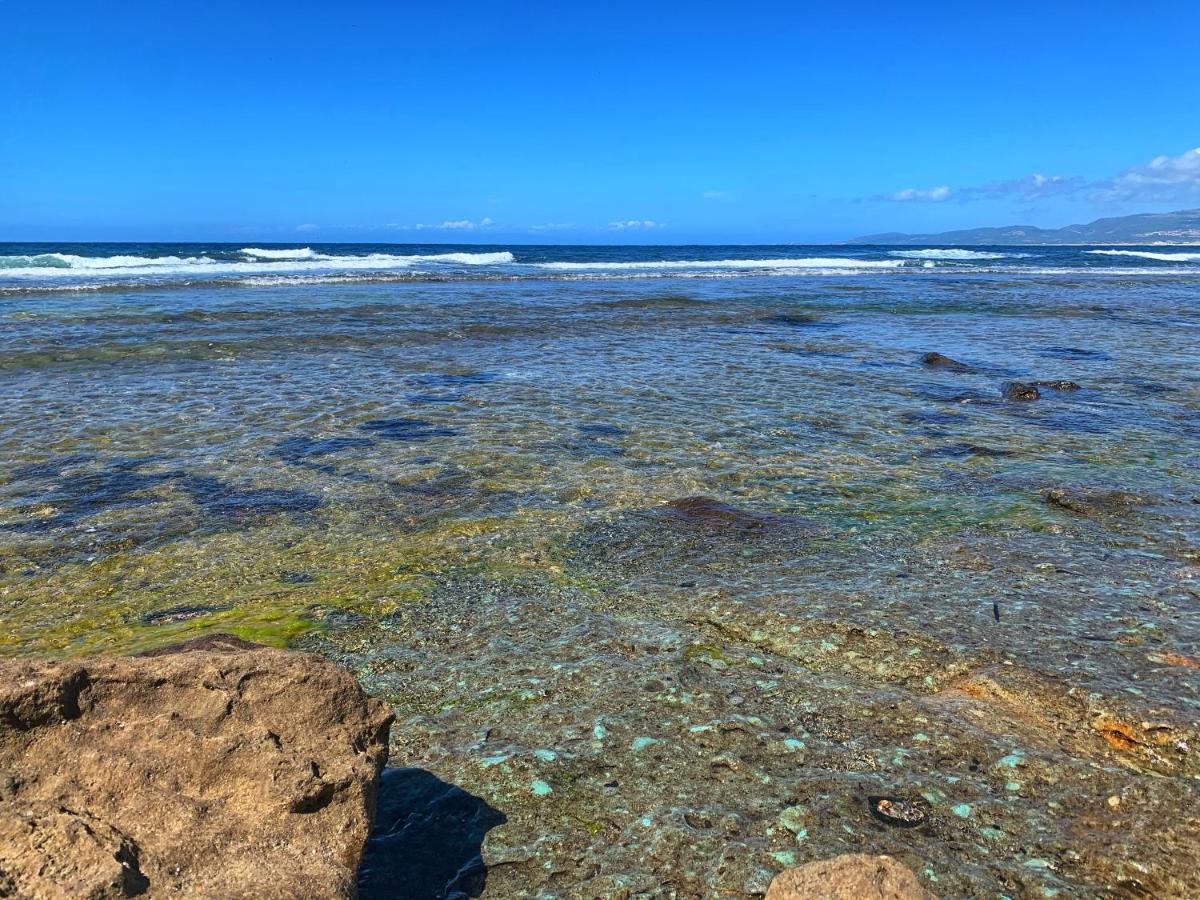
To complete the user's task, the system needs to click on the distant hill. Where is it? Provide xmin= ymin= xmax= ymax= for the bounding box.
xmin=851 ymin=208 xmax=1200 ymax=245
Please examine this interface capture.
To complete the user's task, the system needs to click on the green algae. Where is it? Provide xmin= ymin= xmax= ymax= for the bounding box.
xmin=3 ymin=272 xmax=1200 ymax=897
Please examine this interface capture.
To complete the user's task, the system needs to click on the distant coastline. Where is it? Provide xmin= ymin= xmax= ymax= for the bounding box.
xmin=848 ymin=207 xmax=1200 ymax=245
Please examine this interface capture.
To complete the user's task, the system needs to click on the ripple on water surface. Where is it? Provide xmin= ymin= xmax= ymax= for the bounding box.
xmin=1 ymin=271 xmax=1199 ymax=896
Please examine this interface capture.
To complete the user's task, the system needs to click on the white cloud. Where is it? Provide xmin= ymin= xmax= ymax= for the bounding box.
xmin=882 ymin=185 xmax=951 ymax=202
xmin=608 ymin=219 xmax=666 ymax=230
xmin=701 ymin=190 xmax=734 ymax=201
xmin=295 ymin=223 xmax=320 ymax=232
xmin=392 ymin=217 xmax=495 ymax=231
xmin=964 ymin=173 xmax=1084 ymax=201
xmin=1098 ymin=147 xmax=1200 ymax=202
xmin=873 ymin=146 xmax=1200 ymax=206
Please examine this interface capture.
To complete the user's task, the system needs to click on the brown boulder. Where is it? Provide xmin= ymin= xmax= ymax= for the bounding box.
xmin=0 ymin=634 xmax=393 ymax=899
xmin=766 ymin=853 xmax=935 ymax=900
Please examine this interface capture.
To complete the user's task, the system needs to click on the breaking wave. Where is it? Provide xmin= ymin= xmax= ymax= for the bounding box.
xmin=536 ymin=257 xmax=908 ymax=271
xmin=889 ymin=249 xmax=1018 ymax=260
xmin=239 ymin=247 xmax=324 ymax=260
xmin=1085 ymin=249 xmax=1200 ymax=262
xmin=0 ymin=250 xmax=517 ymax=279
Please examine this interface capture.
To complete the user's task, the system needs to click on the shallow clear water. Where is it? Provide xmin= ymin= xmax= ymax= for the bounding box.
xmin=2 ymin=244 xmax=1199 ymax=896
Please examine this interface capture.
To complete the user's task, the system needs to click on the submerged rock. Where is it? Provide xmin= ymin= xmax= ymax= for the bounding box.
xmin=766 ymin=854 xmax=935 ymax=899
xmin=921 ymin=443 xmax=1013 ymax=459
xmin=657 ymin=496 xmax=805 ymax=533
xmin=1038 ymin=345 xmax=1112 ymax=361
xmin=0 ymin=634 xmax=393 ymax=899
xmin=1033 ymin=380 xmax=1082 ymax=391
xmin=920 ymin=352 xmax=971 ymax=372
xmin=1043 ymin=487 xmax=1145 ymax=517
xmin=1001 ymin=381 xmax=1040 ymax=401
xmin=762 ymin=313 xmax=836 ymax=329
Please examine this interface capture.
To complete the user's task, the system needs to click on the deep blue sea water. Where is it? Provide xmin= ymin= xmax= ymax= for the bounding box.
xmin=2 ymin=242 xmax=1199 ymax=895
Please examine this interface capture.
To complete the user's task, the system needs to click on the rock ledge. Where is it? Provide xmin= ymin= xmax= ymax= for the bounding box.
xmin=0 ymin=634 xmax=393 ymax=899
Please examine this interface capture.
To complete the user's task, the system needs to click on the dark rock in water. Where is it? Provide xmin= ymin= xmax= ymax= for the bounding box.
xmin=1001 ymin=381 xmax=1040 ymax=401
xmin=0 ymin=637 xmax=393 ymax=899
xmin=922 ymin=443 xmax=1013 ymax=459
xmin=2 ymin=461 xmax=184 ymax=534
xmin=1033 ymin=380 xmax=1081 ymax=391
xmin=359 ymin=417 xmax=457 ymax=441
xmin=1038 ymin=346 xmax=1113 ymax=361
xmin=272 ymin=436 xmax=374 ymax=466
xmin=140 ymin=603 xmax=226 ymax=625
xmin=407 ymin=392 xmax=468 ymax=404
xmin=579 ymin=423 xmax=628 ymax=437
xmin=180 ymin=475 xmax=321 ymax=516
xmin=412 ymin=371 xmax=498 ymax=387
xmin=766 ymin=853 xmax=935 ymax=900
xmin=657 ymin=496 xmax=804 ymax=533
xmin=358 ymin=768 xmax=506 ymax=900
xmin=761 ymin=313 xmax=836 ymax=329
xmin=200 ymin=487 xmax=322 ymax=520
xmin=899 ymin=409 xmax=965 ymax=427
xmin=11 ymin=452 xmax=94 ymax=481
xmin=920 ymin=352 xmax=971 ymax=372
xmin=564 ymin=437 xmax=626 ymax=458
xmin=1124 ymin=378 xmax=1175 ymax=395
xmin=1043 ymin=487 xmax=1145 ymax=516
xmin=867 ymin=796 xmax=929 ymax=828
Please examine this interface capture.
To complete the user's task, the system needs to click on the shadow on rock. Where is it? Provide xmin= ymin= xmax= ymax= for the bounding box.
xmin=358 ymin=768 xmax=506 ymax=900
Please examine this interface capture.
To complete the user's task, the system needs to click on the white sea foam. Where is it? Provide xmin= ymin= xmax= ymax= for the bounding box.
xmin=0 ymin=253 xmax=219 ymax=271
xmin=1085 ymin=249 xmax=1200 ymax=262
xmin=0 ymin=250 xmax=517 ymax=279
xmin=419 ymin=252 xmax=515 ymax=265
xmin=239 ymin=247 xmax=324 ymax=259
xmin=535 ymin=257 xmax=907 ymax=271
xmin=889 ymin=249 xmax=1014 ymax=260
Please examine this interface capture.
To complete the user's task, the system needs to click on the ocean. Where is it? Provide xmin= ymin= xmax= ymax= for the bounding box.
xmin=2 ymin=242 xmax=1199 ymax=895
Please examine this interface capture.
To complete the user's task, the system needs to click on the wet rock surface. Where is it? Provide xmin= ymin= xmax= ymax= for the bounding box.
xmin=1001 ymin=381 xmax=1040 ymax=401
xmin=1032 ymin=380 xmax=1081 ymax=392
xmin=766 ymin=854 xmax=934 ymax=899
xmin=919 ymin=352 xmax=970 ymax=372
xmin=0 ymin=634 xmax=393 ymax=899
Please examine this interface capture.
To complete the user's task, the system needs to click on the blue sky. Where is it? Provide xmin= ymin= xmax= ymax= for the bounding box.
xmin=2 ymin=0 xmax=1198 ymax=243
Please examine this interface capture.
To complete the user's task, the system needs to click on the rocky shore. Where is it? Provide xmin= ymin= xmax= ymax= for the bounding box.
xmin=0 ymin=635 xmax=392 ymax=899
xmin=0 ymin=634 xmax=950 ymax=899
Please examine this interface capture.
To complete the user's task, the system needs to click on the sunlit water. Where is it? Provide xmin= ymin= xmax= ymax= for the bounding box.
xmin=2 ymin=244 xmax=1199 ymax=896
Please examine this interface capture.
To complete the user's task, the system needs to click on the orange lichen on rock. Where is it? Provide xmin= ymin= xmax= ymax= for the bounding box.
xmin=1148 ymin=651 xmax=1200 ymax=668
xmin=1095 ymin=718 xmax=1141 ymax=752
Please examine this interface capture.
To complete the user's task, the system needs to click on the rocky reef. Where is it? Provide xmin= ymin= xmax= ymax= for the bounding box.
xmin=0 ymin=634 xmax=393 ymax=899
